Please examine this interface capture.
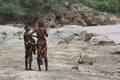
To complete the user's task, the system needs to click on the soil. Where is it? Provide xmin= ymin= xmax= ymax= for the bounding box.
xmin=0 ymin=38 xmax=120 ymax=80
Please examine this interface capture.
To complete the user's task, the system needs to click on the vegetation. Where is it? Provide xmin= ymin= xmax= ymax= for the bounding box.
xmin=87 ymin=0 xmax=120 ymax=13
xmin=0 ymin=0 xmax=120 ymax=25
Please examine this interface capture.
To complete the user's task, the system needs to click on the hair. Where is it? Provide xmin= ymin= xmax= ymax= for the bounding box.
xmin=24 ymin=25 xmax=28 ymax=29
xmin=34 ymin=19 xmax=46 ymax=27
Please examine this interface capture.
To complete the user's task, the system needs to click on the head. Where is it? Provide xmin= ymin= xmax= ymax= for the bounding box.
xmin=24 ymin=25 xmax=30 ymax=31
xmin=38 ymin=21 xmax=44 ymax=28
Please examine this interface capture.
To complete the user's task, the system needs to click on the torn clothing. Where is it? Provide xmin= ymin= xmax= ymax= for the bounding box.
xmin=36 ymin=41 xmax=47 ymax=65
xmin=36 ymin=44 xmax=47 ymax=54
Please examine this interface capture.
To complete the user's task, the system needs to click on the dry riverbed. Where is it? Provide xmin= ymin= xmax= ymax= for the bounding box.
xmin=0 ymin=38 xmax=120 ymax=80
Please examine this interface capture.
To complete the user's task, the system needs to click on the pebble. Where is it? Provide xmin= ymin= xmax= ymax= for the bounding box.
xmin=117 ymin=70 xmax=120 ymax=73
xmin=71 ymin=66 xmax=79 ymax=71
xmin=118 ymin=59 xmax=120 ymax=62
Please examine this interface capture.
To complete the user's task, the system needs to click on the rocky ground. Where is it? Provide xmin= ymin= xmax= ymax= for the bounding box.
xmin=0 ymin=25 xmax=120 ymax=80
xmin=43 ymin=3 xmax=119 ymax=28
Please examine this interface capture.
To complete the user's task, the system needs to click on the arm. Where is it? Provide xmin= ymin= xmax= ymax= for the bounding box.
xmin=30 ymin=29 xmax=36 ymax=35
xmin=44 ymin=29 xmax=48 ymax=37
xmin=31 ymin=35 xmax=37 ymax=37
xmin=30 ymin=27 xmax=37 ymax=38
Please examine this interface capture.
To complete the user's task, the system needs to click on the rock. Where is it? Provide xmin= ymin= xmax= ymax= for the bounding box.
xmin=78 ymin=54 xmax=85 ymax=64
xmin=54 ymin=25 xmax=88 ymax=44
xmin=61 ymin=18 xmax=69 ymax=24
xmin=78 ymin=54 xmax=95 ymax=65
xmin=14 ymin=31 xmax=23 ymax=36
xmin=88 ymin=62 xmax=93 ymax=65
xmin=41 ymin=3 xmax=117 ymax=27
xmin=118 ymin=59 xmax=120 ymax=62
xmin=48 ymin=25 xmax=116 ymax=45
xmin=6 ymin=24 xmax=24 ymax=28
xmin=0 ymin=35 xmax=7 ymax=42
xmin=71 ymin=66 xmax=79 ymax=71
xmin=117 ymin=70 xmax=120 ymax=73
xmin=0 ymin=25 xmax=23 ymax=36
xmin=58 ymin=34 xmax=75 ymax=44
xmin=98 ymin=41 xmax=115 ymax=45
xmin=89 ymin=35 xmax=114 ymax=45
xmin=88 ymin=33 xmax=101 ymax=36
xmin=111 ymin=51 xmax=120 ymax=54
xmin=84 ymin=17 xmax=98 ymax=26
xmin=76 ymin=31 xmax=88 ymax=41
xmin=1 ymin=32 xmax=7 ymax=35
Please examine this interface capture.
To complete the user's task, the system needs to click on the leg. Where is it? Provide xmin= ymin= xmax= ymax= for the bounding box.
xmin=29 ymin=51 xmax=32 ymax=70
xmin=25 ymin=52 xmax=29 ymax=70
xmin=44 ymin=50 xmax=48 ymax=71
xmin=40 ymin=55 xmax=43 ymax=65
xmin=32 ymin=45 xmax=36 ymax=55
xmin=37 ymin=52 xmax=41 ymax=71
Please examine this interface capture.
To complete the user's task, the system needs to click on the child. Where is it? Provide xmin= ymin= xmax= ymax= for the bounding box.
xmin=23 ymin=25 xmax=36 ymax=70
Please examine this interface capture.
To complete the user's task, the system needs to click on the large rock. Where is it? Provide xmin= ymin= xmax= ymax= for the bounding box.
xmin=47 ymin=25 xmax=87 ymax=44
xmin=0 ymin=25 xmax=23 ymax=46
xmin=0 ymin=25 xmax=23 ymax=36
xmin=89 ymin=35 xmax=115 ymax=45
xmin=78 ymin=54 xmax=96 ymax=65
xmin=0 ymin=25 xmax=23 ymax=43
xmin=47 ymin=25 xmax=115 ymax=45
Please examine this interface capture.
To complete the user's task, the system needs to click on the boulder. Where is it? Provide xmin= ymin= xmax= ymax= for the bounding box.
xmin=47 ymin=25 xmax=116 ymax=45
xmin=78 ymin=54 xmax=96 ymax=65
xmin=47 ymin=25 xmax=87 ymax=44
xmin=0 ymin=25 xmax=23 ymax=36
xmin=0 ymin=25 xmax=23 ymax=44
xmin=89 ymin=35 xmax=115 ymax=45
xmin=75 ymin=31 xmax=88 ymax=41
xmin=56 ymin=25 xmax=84 ymax=38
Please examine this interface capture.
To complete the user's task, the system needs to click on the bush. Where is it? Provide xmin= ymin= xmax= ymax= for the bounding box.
xmin=0 ymin=0 xmax=23 ymax=23
xmin=88 ymin=0 xmax=120 ymax=13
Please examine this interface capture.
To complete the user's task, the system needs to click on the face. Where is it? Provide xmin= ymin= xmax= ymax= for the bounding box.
xmin=25 ymin=25 xmax=30 ymax=31
xmin=38 ymin=21 xmax=44 ymax=27
xmin=27 ymin=26 xmax=30 ymax=31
